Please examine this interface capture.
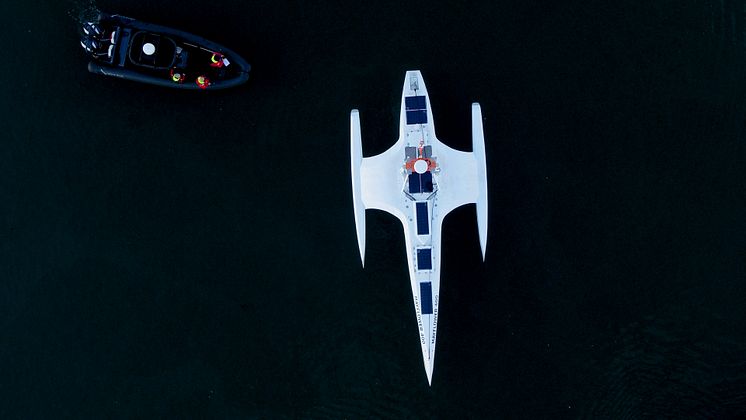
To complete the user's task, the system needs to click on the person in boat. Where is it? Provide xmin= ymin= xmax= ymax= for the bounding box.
xmin=210 ymin=52 xmax=225 ymax=68
xmin=170 ymin=69 xmax=185 ymax=84
xmin=196 ymin=75 xmax=211 ymax=89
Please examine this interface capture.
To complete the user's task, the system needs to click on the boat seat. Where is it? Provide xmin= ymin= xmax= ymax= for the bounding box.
xmin=116 ymin=29 xmax=132 ymax=67
xmin=109 ymin=27 xmax=120 ymax=44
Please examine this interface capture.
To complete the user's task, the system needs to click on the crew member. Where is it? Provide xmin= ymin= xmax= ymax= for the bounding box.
xmin=170 ymin=69 xmax=184 ymax=83
xmin=196 ymin=75 xmax=210 ymax=89
xmin=210 ymin=52 xmax=224 ymax=68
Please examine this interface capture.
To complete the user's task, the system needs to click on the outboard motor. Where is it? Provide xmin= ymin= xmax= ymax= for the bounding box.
xmin=82 ymin=22 xmax=104 ymax=37
xmin=80 ymin=37 xmax=99 ymax=53
xmin=79 ymin=37 xmax=110 ymax=58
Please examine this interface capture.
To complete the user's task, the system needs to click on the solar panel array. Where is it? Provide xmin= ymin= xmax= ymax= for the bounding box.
xmin=405 ymin=96 xmax=428 ymax=125
xmin=408 ymin=172 xmax=434 ymax=194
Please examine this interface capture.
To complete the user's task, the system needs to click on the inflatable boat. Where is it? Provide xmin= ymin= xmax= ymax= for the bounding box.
xmin=80 ymin=13 xmax=250 ymax=90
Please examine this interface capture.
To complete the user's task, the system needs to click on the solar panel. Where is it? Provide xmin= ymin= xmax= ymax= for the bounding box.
xmin=406 ymin=110 xmax=428 ymax=125
xmin=416 ymin=202 xmax=429 ymax=235
xmin=420 ymin=282 xmax=433 ymax=314
xmin=405 ymin=96 xmax=427 ymax=110
xmin=408 ymin=173 xmax=421 ymax=193
xmin=421 ymin=171 xmax=433 ymax=193
xmin=417 ymin=248 xmax=432 ymax=270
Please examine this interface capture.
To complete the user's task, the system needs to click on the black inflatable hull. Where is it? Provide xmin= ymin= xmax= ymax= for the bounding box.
xmin=87 ymin=61 xmax=249 ymax=90
xmin=84 ymin=13 xmax=250 ymax=90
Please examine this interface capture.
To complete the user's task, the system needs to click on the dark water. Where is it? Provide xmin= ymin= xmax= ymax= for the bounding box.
xmin=1 ymin=0 xmax=745 ymax=418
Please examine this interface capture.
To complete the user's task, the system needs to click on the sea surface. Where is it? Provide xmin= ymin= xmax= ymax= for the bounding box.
xmin=1 ymin=0 xmax=745 ymax=418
